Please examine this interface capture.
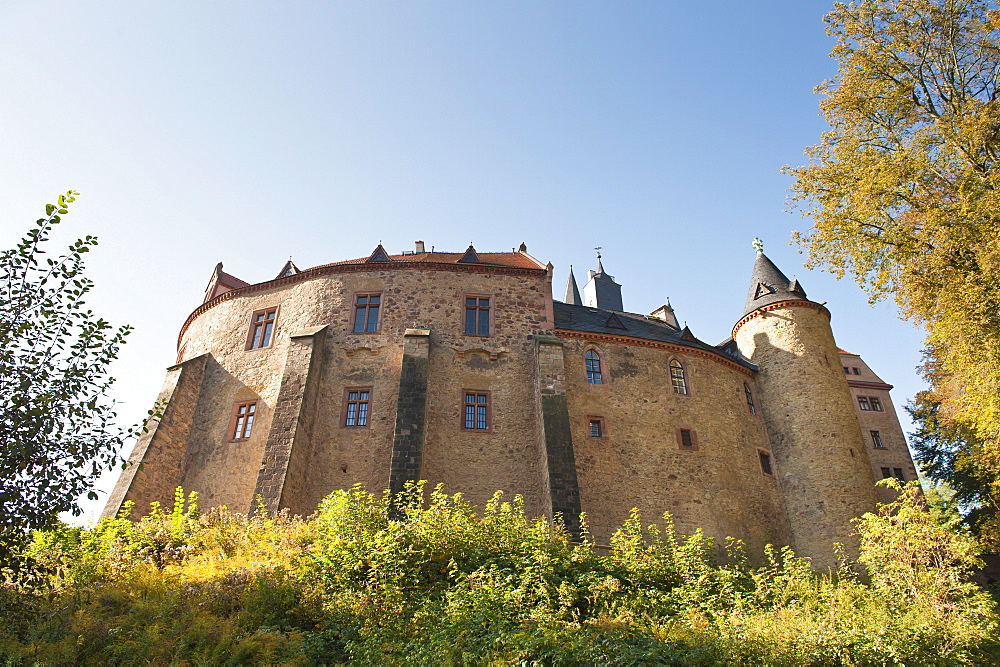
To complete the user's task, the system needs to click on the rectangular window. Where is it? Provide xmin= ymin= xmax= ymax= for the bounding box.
xmin=676 ymin=427 xmax=698 ymax=450
xmin=463 ymin=391 xmax=490 ymax=430
xmin=858 ymin=396 xmax=870 ymax=411
xmin=352 ymin=293 xmax=381 ymax=333
xmin=843 ymin=366 xmax=850 ymax=374
xmin=588 ymin=416 xmax=606 ymax=438
xmin=759 ymin=450 xmax=773 ymax=475
xmin=869 ymin=396 xmax=884 ymax=412
xmin=852 ymin=367 xmax=861 ymax=375
xmin=871 ymin=430 xmax=884 ymax=448
xmin=342 ymin=388 xmax=371 ymax=427
xmin=246 ymin=308 xmax=277 ymax=350
xmin=893 ymin=468 xmax=905 ymax=481
xmin=230 ymin=401 xmax=257 ymax=440
xmin=881 ymin=467 xmax=892 ymax=479
xmin=464 ymin=296 xmax=491 ymax=336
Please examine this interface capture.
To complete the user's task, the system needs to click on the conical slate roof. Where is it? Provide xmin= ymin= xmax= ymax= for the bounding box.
xmin=743 ymin=252 xmax=808 ymax=316
xmin=564 ymin=266 xmax=582 ymax=305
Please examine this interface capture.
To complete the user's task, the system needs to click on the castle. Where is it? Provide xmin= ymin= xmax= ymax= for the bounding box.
xmin=103 ymin=241 xmax=918 ymax=568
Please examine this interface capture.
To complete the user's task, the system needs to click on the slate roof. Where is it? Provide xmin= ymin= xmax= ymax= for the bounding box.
xmin=743 ymin=252 xmax=808 ymax=316
xmin=312 ymin=250 xmax=544 ymax=270
xmin=564 ymin=266 xmax=582 ymax=305
xmin=554 ymin=301 xmax=756 ymax=370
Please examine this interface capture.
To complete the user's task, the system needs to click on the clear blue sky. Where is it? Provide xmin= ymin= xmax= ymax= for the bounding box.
xmin=0 ymin=1 xmax=926 ymax=521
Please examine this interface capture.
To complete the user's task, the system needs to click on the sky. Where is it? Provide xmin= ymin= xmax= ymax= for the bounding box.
xmin=0 ymin=1 xmax=927 ymax=523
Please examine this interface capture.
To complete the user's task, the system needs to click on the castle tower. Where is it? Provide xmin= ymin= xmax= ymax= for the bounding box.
xmin=733 ymin=248 xmax=878 ymax=569
xmin=583 ymin=253 xmax=623 ymax=310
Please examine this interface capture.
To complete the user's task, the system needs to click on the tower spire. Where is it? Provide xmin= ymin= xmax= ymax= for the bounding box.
xmin=564 ymin=265 xmax=582 ymax=305
xmin=742 ymin=250 xmax=807 ymax=317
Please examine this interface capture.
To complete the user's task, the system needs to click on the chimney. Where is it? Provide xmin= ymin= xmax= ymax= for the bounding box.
xmin=415 ymin=240 xmax=426 ymax=253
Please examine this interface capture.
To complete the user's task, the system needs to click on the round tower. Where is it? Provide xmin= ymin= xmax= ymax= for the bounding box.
xmin=733 ymin=249 xmax=878 ymax=569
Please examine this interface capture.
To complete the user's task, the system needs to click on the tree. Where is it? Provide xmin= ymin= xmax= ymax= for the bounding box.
xmin=786 ymin=0 xmax=1000 ymax=540
xmin=0 ymin=192 xmax=136 ymax=551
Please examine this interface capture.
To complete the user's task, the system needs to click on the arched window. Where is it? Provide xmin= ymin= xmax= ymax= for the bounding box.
xmin=670 ymin=360 xmax=688 ymax=395
xmin=585 ymin=350 xmax=603 ymax=384
xmin=744 ymin=383 xmax=756 ymax=415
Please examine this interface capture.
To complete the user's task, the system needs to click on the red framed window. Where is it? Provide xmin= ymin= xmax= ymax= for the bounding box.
xmin=676 ymin=426 xmax=698 ymax=450
xmin=352 ymin=293 xmax=382 ymax=333
xmin=588 ymin=416 xmax=606 ymax=438
xmin=229 ymin=401 xmax=257 ymax=440
xmin=463 ymin=391 xmax=490 ymax=430
xmin=342 ymin=388 xmax=371 ymax=427
xmin=247 ymin=308 xmax=277 ymax=350
xmin=464 ymin=296 xmax=491 ymax=336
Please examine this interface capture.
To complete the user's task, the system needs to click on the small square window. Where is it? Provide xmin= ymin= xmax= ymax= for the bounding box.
xmin=352 ymin=293 xmax=382 ymax=333
xmin=229 ymin=401 xmax=257 ymax=440
xmin=464 ymin=296 xmax=491 ymax=336
xmin=881 ymin=467 xmax=892 ymax=479
xmin=587 ymin=416 xmax=606 ymax=438
xmin=246 ymin=308 xmax=277 ymax=350
xmin=852 ymin=367 xmax=861 ymax=375
xmin=843 ymin=366 xmax=850 ymax=374
xmin=463 ymin=391 xmax=490 ymax=430
xmin=871 ymin=430 xmax=884 ymax=448
xmin=869 ymin=397 xmax=884 ymax=412
xmin=342 ymin=387 xmax=372 ymax=427
xmin=759 ymin=450 xmax=773 ymax=475
xmin=893 ymin=468 xmax=905 ymax=481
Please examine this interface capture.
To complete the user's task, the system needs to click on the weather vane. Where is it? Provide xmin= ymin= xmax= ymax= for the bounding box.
xmin=752 ymin=237 xmax=764 ymax=253
xmin=594 ymin=246 xmax=603 ymax=259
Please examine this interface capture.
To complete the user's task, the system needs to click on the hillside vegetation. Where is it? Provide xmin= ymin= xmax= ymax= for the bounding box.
xmin=1 ymin=482 xmax=997 ymax=665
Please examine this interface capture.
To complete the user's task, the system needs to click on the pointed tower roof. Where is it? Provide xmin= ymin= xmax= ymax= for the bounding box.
xmin=564 ymin=265 xmax=582 ymax=304
xmin=743 ymin=250 xmax=808 ymax=316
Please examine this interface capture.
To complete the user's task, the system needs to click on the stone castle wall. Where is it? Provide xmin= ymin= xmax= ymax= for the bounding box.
xmin=106 ymin=259 xmax=885 ymax=568
xmin=558 ymin=334 xmax=789 ymax=551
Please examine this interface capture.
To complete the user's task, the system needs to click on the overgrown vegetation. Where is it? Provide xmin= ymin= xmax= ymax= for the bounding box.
xmin=1 ymin=482 xmax=996 ymax=665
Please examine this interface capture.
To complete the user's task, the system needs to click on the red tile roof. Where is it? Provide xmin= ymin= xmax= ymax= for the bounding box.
xmin=217 ymin=270 xmax=250 ymax=289
xmin=310 ymin=251 xmax=544 ymax=271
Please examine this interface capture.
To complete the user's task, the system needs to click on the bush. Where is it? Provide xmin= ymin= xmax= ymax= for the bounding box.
xmin=1 ymin=481 xmax=997 ymax=664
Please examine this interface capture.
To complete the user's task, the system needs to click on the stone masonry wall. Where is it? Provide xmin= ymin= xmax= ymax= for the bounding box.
xmin=119 ymin=264 xmax=553 ymax=518
xmin=559 ymin=335 xmax=789 ymax=553
xmin=102 ymin=353 xmax=208 ymax=518
xmin=841 ymin=352 xmax=919 ymax=505
xmin=735 ymin=302 xmax=879 ymax=568
xmin=535 ymin=335 xmax=582 ymax=535
xmin=388 ymin=329 xmax=431 ymax=499
xmin=251 ymin=325 xmax=327 ymax=516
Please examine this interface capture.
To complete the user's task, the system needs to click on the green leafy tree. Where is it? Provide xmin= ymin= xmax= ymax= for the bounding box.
xmin=0 ymin=192 xmax=136 ymax=551
xmin=786 ymin=0 xmax=1000 ymax=540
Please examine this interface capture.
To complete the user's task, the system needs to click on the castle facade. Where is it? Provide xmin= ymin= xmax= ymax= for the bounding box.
xmin=103 ymin=242 xmax=917 ymax=568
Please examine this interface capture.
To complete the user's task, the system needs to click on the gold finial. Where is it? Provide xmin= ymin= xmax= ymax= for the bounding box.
xmin=752 ymin=237 xmax=764 ymax=253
